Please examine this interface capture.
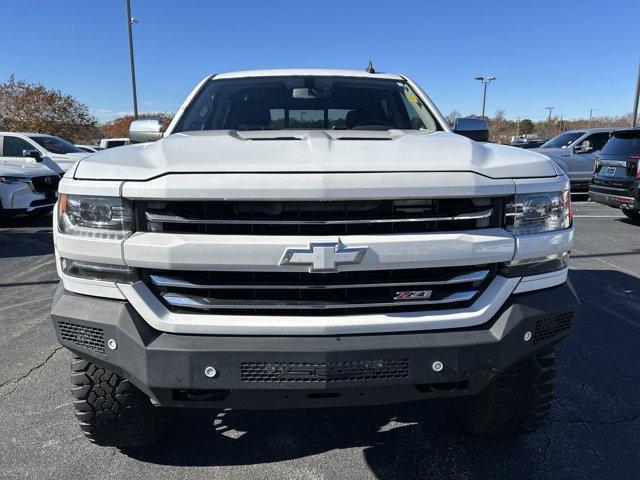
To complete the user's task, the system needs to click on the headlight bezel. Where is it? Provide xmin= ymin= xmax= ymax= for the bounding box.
xmin=58 ymin=193 xmax=134 ymax=240
xmin=506 ymin=189 xmax=572 ymax=236
xmin=0 ymin=176 xmax=27 ymax=184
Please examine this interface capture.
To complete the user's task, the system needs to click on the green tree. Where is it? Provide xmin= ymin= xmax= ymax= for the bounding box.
xmin=519 ymin=118 xmax=535 ymax=135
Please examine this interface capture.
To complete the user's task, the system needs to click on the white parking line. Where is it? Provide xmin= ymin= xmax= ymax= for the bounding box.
xmin=573 ymin=215 xmax=624 ymax=218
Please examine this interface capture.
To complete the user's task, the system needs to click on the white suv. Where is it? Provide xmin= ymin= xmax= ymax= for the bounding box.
xmin=0 ymin=161 xmax=60 ymax=216
xmin=0 ymin=132 xmax=90 ymax=173
xmin=50 ymin=69 xmax=579 ymax=447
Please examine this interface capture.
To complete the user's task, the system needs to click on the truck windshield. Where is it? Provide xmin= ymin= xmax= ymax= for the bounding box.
xmin=29 ymin=136 xmax=83 ymax=154
xmin=540 ymin=132 xmax=585 ymax=149
xmin=174 ymin=76 xmax=439 ymax=133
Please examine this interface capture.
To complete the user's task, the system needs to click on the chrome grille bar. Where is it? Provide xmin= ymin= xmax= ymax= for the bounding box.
xmin=162 ymin=290 xmax=479 ymax=311
xmin=145 ymin=209 xmax=493 ymax=226
xmin=149 ymin=269 xmax=490 ymax=290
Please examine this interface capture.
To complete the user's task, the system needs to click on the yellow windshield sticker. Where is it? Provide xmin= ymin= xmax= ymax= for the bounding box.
xmin=405 ymin=93 xmax=419 ymax=103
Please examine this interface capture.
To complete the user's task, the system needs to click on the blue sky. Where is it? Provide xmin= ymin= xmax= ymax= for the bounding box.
xmin=1 ymin=0 xmax=638 ymax=122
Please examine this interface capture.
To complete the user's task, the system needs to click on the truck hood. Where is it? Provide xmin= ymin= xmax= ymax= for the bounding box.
xmin=531 ymin=147 xmax=569 ymax=159
xmin=74 ymin=130 xmax=558 ymax=180
xmin=0 ymin=160 xmax=58 ymax=177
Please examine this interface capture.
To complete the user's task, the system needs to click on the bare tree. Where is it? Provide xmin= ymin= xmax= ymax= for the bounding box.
xmin=0 ymin=75 xmax=99 ymax=142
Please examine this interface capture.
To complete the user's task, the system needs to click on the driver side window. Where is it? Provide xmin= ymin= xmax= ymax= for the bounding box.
xmin=583 ymin=132 xmax=610 ymax=153
xmin=1 ymin=136 xmax=36 ymax=157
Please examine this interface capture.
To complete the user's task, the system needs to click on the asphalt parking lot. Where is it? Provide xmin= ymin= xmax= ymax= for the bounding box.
xmin=1 ymin=199 xmax=639 ymax=480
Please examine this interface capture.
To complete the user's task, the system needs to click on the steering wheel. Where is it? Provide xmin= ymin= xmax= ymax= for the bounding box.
xmin=350 ymin=118 xmax=391 ymax=129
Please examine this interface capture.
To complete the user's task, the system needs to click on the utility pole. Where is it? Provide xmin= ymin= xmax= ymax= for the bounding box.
xmin=589 ymin=108 xmax=593 ymax=128
xmin=126 ymin=0 xmax=139 ymax=119
xmin=474 ymin=76 xmax=496 ymax=118
xmin=545 ymin=106 xmax=555 ymax=138
xmin=516 ymin=116 xmax=520 ymax=137
xmin=633 ymin=59 xmax=640 ymax=127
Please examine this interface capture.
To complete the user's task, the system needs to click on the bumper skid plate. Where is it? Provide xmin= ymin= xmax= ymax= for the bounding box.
xmin=51 ymin=281 xmax=579 ymax=409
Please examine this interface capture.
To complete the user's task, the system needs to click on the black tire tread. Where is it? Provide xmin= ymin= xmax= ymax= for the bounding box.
xmin=71 ymin=355 xmax=171 ymax=448
xmin=622 ymin=209 xmax=640 ymax=222
xmin=454 ymin=348 xmax=555 ymax=437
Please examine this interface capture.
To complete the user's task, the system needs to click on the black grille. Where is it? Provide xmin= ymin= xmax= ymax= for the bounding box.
xmin=31 ymin=175 xmax=60 ymax=194
xmin=58 ymin=321 xmax=105 ymax=354
xmin=138 ymin=197 xmax=504 ymax=236
xmin=240 ymin=359 xmax=410 ymax=383
xmin=144 ymin=265 xmax=497 ymax=316
xmin=533 ymin=312 xmax=574 ymax=345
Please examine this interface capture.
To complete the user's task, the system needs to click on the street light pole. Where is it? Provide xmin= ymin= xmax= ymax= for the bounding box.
xmin=545 ymin=106 xmax=555 ymax=138
xmin=474 ymin=76 xmax=496 ymax=118
xmin=126 ymin=0 xmax=139 ymax=119
xmin=633 ymin=59 xmax=640 ymax=127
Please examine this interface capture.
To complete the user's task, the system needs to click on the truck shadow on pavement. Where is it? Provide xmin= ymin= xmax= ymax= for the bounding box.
xmin=123 ymin=268 xmax=640 ymax=480
xmin=0 ymin=214 xmax=53 ymax=258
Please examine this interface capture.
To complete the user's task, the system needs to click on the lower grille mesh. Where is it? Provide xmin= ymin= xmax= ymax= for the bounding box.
xmin=58 ymin=321 xmax=106 ymax=355
xmin=533 ymin=312 xmax=574 ymax=345
xmin=241 ymin=359 xmax=410 ymax=383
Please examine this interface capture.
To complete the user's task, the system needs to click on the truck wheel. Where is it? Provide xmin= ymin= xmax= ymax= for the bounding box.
xmin=622 ymin=209 xmax=640 ymax=222
xmin=71 ymin=355 xmax=172 ymax=448
xmin=454 ymin=348 xmax=555 ymax=437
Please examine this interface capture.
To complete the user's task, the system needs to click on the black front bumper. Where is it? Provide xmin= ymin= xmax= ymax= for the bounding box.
xmin=51 ymin=281 xmax=579 ymax=409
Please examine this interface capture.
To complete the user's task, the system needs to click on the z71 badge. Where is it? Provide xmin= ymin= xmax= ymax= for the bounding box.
xmin=394 ymin=290 xmax=433 ymax=301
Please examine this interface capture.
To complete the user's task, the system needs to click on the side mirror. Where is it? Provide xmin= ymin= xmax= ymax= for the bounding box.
xmin=453 ymin=117 xmax=489 ymax=142
xmin=23 ymin=149 xmax=43 ymax=162
xmin=574 ymin=140 xmax=592 ymax=154
xmin=129 ymin=118 xmax=167 ymax=144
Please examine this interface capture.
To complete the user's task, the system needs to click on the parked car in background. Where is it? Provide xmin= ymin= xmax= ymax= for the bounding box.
xmin=99 ymin=138 xmax=130 ymax=149
xmin=533 ymin=128 xmax=625 ymax=191
xmin=589 ymin=128 xmax=640 ymax=222
xmin=0 ymin=132 xmax=90 ymax=173
xmin=75 ymin=145 xmax=104 ymax=153
xmin=510 ymin=138 xmax=547 ymax=149
xmin=0 ymin=161 xmax=60 ymax=217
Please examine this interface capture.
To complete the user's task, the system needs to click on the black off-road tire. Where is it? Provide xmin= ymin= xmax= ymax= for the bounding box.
xmin=454 ymin=348 xmax=555 ymax=437
xmin=71 ymin=355 xmax=172 ymax=448
xmin=622 ymin=209 xmax=640 ymax=222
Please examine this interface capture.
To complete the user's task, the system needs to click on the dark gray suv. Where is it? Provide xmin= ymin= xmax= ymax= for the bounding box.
xmin=589 ymin=129 xmax=640 ymax=221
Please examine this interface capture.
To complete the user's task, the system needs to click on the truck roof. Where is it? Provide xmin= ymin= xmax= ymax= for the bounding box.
xmin=212 ymin=68 xmax=405 ymax=81
xmin=561 ymin=127 xmax=630 ymax=134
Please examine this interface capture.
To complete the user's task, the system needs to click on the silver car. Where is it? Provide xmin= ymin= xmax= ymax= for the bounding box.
xmin=533 ymin=127 xmax=627 ymax=190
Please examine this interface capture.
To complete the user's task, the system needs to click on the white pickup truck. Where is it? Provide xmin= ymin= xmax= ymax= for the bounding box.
xmin=50 ymin=69 xmax=578 ymax=448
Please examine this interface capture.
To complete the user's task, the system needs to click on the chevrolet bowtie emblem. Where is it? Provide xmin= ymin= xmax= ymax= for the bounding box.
xmin=279 ymin=241 xmax=368 ymax=273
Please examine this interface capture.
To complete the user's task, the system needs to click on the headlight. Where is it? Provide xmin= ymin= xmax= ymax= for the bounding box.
xmin=58 ymin=194 xmax=134 ymax=239
xmin=506 ymin=190 xmax=571 ymax=235
xmin=0 ymin=176 xmax=25 ymax=184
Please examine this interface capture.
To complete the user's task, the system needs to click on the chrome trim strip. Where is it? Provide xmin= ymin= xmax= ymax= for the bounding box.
xmin=145 ymin=209 xmax=494 ymax=226
xmin=149 ymin=269 xmax=490 ymax=290
xmin=161 ymin=290 xmax=478 ymax=310
xmin=118 ymin=276 xmax=520 ymax=335
xmin=597 ymin=160 xmax=628 ymax=167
